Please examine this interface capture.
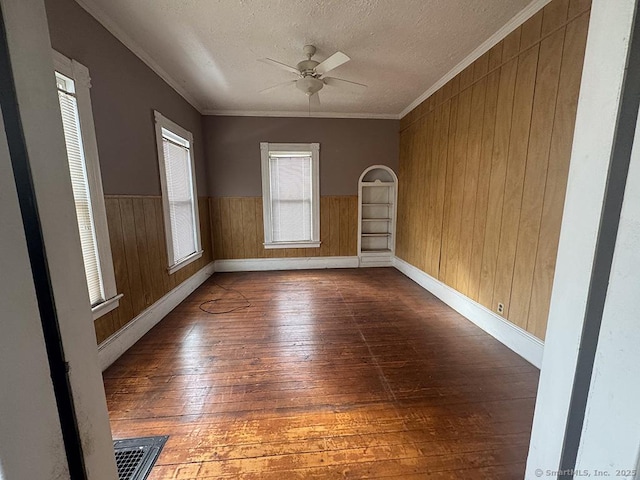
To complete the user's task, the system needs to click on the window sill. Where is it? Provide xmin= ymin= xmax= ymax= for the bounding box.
xmin=92 ymin=293 xmax=123 ymax=320
xmin=168 ymin=250 xmax=203 ymax=274
xmin=264 ymin=241 xmax=321 ymax=249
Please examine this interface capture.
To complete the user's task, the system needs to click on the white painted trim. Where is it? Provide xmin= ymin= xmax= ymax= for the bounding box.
xmin=264 ymin=241 xmax=321 ymax=249
xmin=97 ymin=262 xmax=214 ymax=371
xmin=261 ymin=142 xmax=320 ymax=247
xmin=73 ymin=0 xmax=204 ymax=113
xmin=214 ymin=256 xmax=358 ymax=272
xmin=51 ymin=50 xmax=72 ymax=75
xmin=393 ymin=257 xmax=544 ymax=368
xmin=217 ymin=256 xmax=543 ymax=368
xmin=526 ymin=1 xmax=636 ymax=474
xmin=575 ymin=85 xmax=640 ymax=474
xmin=167 ymin=249 xmax=203 ymax=274
xmin=357 ymin=165 xmax=398 ymax=262
xmin=203 ymin=109 xmax=400 ymax=120
xmin=399 ymin=0 xmax=552 ymax=119
xmin=73 ymin=0 xmax=551 ymax=121
xmin=0 ymin=3 xmax=72 ymax=475
xmin=359 ymin=257 xmax=394 ymax=267
xmin=154 ymin=110 xmax=202 ymax=273
xmin=52 ymin=50 xmax=120 ymax=313
xmin=91 ymin=293 xmax=122 ymax=320
xmin=9 ymin=2 xmax=119 ymax=475
xmin=154 ymin=110 xmax=194 ymax=142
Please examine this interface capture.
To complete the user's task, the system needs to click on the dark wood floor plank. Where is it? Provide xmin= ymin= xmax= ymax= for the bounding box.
xmin=104 ymin=268 xmax=537 ymax=479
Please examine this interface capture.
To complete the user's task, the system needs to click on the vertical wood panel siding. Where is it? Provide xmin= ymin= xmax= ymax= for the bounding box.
xmin=210 ymin=196 xmax=358 ymax=260
xmin=94 ymin=196 xmax=213 ymax=344
xmin=397 ymin=0 xmax=590 ymax=340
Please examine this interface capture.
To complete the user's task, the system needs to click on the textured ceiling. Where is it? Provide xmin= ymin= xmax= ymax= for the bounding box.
xmin=77 ymin=0 xmax=535 ymax=117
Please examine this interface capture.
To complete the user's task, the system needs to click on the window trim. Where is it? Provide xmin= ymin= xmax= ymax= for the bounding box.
xmin=52 ymin=50 xmax=121 ymax=320
xmin=260 ymin=142 xmax=321 ymax=249
xmin=154 ymin=110 xmax=202 ymax=274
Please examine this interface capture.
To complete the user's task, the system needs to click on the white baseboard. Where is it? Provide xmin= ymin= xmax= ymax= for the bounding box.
xmin=97 ymin=261 xmax=215 ymax=371
xmin=360 ymin=260 xmax=394 ymax=267
xmin=98 ymin=256 xmax=542 ymax=370
xmin=393 ymin=257 xmax=544 ymax=368
xmin=214 ymin=256 xmax=358 ymax=272
xmin=359 ymin=256 xmax=394 ymax=267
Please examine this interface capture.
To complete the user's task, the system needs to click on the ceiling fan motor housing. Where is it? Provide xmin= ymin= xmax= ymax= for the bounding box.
xmin=296 ymin=59 xmax=319 ymax=76
xmin=296 ymin=76 xmax=324 ymax=96
xmin=260 ymin=44 xmax=362 ymax=99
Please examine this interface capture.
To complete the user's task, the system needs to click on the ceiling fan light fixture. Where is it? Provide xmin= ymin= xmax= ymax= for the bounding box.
xmin=259 ymin=45 xmax=367 ymax=104
xmin=296 ymin=76 xmax=324 ymax=96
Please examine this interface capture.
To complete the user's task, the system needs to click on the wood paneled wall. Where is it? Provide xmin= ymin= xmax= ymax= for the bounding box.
xmin=397 ymin=0 xmax=590 ymax=340
xmin=93 ymin=196 xmax=213 ymax=344
xmin=210 ymin=196 xmax=358 ymax=259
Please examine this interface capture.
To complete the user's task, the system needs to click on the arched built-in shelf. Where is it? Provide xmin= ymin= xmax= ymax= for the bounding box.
xmin=357 ymin=165 xmax=398 ymax=267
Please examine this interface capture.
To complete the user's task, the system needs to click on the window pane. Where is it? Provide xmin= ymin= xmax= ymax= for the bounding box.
xmin=162 ymin=137 xmax=197 ymax=263
xmin=269 ymin=156 xmax=313 ymax=242
xmin=57 ymin=82 xmax=104 ymax=305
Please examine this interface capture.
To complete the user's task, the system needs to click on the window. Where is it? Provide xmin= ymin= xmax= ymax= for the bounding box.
xmin=53 ymin=51 xmax=121 ymax=319
xmin=260 ymin=142 xmax=320 ymax=248
xmin=154 ymin=111 xmax=202 ymax=273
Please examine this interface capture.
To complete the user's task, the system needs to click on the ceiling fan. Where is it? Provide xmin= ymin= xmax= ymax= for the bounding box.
xmin=258 ymin=45 xmax=367 ymax=107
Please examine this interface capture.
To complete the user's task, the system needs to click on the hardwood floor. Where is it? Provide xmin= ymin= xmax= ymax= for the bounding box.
xmin=104 ymin=268 xmax=538 ymax=479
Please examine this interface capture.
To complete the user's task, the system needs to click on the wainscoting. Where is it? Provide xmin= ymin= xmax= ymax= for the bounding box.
xmin=397 ymin=0 xmax=590 ymax=340
xmin=92 ymin=2 xmax=591 ymax=356
xmin=94 ymin=196 xmax=213 ymax=344
xmin=210 ymin=196 xmax=358 ymax=259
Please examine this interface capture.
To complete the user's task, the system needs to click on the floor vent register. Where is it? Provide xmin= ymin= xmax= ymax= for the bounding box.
xmin=113 ymin=436 xmax=168 ymax=480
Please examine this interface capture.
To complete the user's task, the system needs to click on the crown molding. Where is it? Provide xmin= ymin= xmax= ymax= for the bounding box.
xmin=74 ymin=0 xmax=204 ymax=113
xmin=399 ymin=0 xmax=553 ymax=119
xmin=74 ymin=0 xmax=396 ymax=120
xmin=75 ymin=0 xmax=551 ymax=122
xmin=202 ymin=109 xmax=400 ymax=120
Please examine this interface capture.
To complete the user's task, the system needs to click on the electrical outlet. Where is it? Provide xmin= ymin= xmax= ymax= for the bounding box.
xmin=497 ymin=303 xmax=504 ymax=315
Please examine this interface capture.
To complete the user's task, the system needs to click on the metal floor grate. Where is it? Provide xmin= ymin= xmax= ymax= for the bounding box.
xmin=113 ymin=436 xmax=168 ymax=480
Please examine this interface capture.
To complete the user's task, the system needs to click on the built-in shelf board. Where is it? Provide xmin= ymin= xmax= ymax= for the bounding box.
xmin=362 ymin=181 xmax=395 ymax=186
xmin=358 ymin=165 xmax=398 ymax=267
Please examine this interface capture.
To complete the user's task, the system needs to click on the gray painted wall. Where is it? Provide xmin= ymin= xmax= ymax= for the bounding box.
xmin=44 ymin=0 xmax=399 ymax=198
xmin=204 ymin=116 xmax=399 ymax=197
xmin=45 ymin=0 xmax=207 ymax=196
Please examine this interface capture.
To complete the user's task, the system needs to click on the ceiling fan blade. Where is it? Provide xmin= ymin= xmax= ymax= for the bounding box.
xmin=309 ymin=92 xmax=321 ymax=107
xmin=323 ymin=76 xmax=368 ymax=93
xmin=258 ymin=58 xmax=300 ymax=75
xmin=259 ymin=80 xmax=297 ymax=94
xmin=314 ymin=51 xmax=350 ymax=75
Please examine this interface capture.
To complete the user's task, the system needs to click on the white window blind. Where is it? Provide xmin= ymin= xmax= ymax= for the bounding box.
xmin=161 ymin=129 xmax=198 ymax=265
xmin=260 ymin=142 xmax=320 ymax=249
xmin=56 ymin=72 xmax=104 ymax=306
xmin=269 ymin=154 xmax=313 ymax=242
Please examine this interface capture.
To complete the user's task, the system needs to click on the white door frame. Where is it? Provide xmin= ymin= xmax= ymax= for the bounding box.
xmin=0 ymin=0 xmax=118 ymax=478
xmin=526 ymin=0 xmax=640 ymax=477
